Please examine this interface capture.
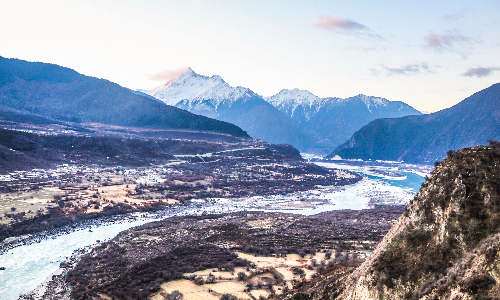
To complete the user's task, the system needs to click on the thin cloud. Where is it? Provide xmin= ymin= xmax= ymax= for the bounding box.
xmin=382 ymin=62 xmax=433 ymax=76
xmin=443 ymin=12 xmax=465 ymax=20
xmin=314 ymin=16 xmax=368 ymax=32
xmin=424 ymin=30 xmax=470 ymax=50
xmin=463 ymin=67 xmax=500 ymax=78
xmin=148 ymin=67 xmax=191 ymax=82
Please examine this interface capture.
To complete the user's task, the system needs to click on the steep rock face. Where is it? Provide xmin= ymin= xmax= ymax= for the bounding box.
xmin=266 ymin=89 xmax=421 ymax=153
xmin=141 ymin=69 xmax=313 ymax=151
xmin=330 ymin=83 xmax=500 ymax=164
xmin=321 ymin=143 xmax=500 ymax=299
xmin=0 ymin=57 xmax=249 ymax=138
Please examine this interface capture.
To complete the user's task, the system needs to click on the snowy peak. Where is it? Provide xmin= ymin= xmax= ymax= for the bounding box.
xmin=266 ymin=88 xmax=321 ymax=107
xmin=351 ymin=94 xmax=389 ymax=107
xmin=266 ymin=90 xmax=396 ymax=110
xmin=139 ymin=68 xmax=243 ymax=106
xmin=265 ymin=88 xmax=332 ymax=122
xmin=173 ymin=67 xmax=195 ymax=80
xmin=210 ymin=74 xmax=225 ymax=83
xmin=152 ymin=67 xmax=196 ymax=90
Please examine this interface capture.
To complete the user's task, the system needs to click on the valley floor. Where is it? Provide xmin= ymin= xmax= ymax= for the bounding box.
xmin=22 ymin=209 xmax=405 ymax=300
xmin=1 ymin=158 xmax=427 ymax=300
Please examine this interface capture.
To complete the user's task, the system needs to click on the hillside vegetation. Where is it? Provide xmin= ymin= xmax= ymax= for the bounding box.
xmin=330 ymin=83 xmax=500 ymax=164
xmin=294 ymin=141 xmax=500 ymax=299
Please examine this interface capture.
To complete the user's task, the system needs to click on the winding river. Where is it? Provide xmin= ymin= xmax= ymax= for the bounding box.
xmin=0 ymin=162 xmax=427 ymax=299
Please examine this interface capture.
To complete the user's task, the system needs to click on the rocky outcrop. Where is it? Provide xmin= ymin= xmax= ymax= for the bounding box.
xmin=321 ymin=142 xmax=500 ymax=299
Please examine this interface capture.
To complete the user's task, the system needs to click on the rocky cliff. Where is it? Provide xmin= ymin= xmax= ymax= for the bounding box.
xmin=293 ymin=142 xmax=500 ymax=299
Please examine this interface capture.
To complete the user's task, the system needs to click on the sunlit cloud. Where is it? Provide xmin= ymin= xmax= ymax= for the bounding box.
xmin=148 ymin=67 xmax=191 ymax=82
xmin=381 ymin=62 xmax=434 ymax=76
xmin=463 ymin=67 xmax=500 ymax=78
xmin=424 ymin=31 xmax=470 ymax=50
xmin=314 ymin=16 xmax=368 ymax=32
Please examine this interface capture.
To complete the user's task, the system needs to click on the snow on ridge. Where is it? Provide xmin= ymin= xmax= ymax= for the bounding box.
xmin=139 ymin=68 xmax=412 ymax=117
xmin=265 ymin=88 xmax=321 ymax=107
xmin=139 ymin=68 xmax=242 ymax=106
xmin=266 ymin=90 xmax=392 ymax=109
xmin=265 ymin=88 xmax=337 ymax=121
xmin=195 ymin=84 xmax=252 ymax=108
xmin=355 ymin=94 xmax=389 ymax=107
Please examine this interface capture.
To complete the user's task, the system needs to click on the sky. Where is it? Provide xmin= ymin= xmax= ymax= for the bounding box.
xmin=1 ymin=0 xmax=499 ymax=112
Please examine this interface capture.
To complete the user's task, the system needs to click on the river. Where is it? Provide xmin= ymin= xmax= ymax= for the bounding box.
xmin=0 ymin=161 xmax=428 ymax=299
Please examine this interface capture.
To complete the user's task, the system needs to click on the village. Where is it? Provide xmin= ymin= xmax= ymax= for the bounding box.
xmin=0 ymin=146 xmax=361 ymax=240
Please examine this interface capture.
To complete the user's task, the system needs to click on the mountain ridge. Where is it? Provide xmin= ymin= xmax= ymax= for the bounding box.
xmin=140 ymin=69 xmax=314 ymax=151
xmin=266 ymin=88 xmax=422 ymax=152
xmin=336 ymin=143 xmax=500 ymax=299
xmin=141 ymin=69 xmax=421 ymax=153
xmin=285 ymin=143 xmax=500 ymax=299
xmin=0 ymin=57 xmax=249 ymax=138
xmin=330 ymin=83 xmax=500 ymax=164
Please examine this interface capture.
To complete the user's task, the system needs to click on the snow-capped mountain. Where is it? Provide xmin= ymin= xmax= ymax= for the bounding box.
xmin=140 ymin=68 xmax=250 ymax=108
xmin=265 ymin=89 xmax=422 ymax=152
xmin=265 ymin=88 xmax=339 ymax=122
xmin=265 ymin=89 xmax=412 ymax=121
xmin=140 ymin=69 xmax=421 ymax=154
xmin=140 ymin=69 xmax=313 ymax=151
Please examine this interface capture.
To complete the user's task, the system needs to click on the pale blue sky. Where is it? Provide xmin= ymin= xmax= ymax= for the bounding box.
xmin=1 ymin=0 xmax=499 ymax=112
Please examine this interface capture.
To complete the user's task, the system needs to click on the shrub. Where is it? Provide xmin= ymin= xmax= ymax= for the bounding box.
xmin=237 ymin=271 xmax=247 ymax=281
xmin=194 ymin=276 xmax=204 ymax=285
xmin=220 ymin=294 xmax=237 ymax=300
xmin=164 ymin=290 xmax=183 ymax=300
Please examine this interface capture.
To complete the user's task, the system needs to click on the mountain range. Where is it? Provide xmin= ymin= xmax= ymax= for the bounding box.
xmin=330 ymin=83 xmax=500 ymax=164
xmin=139 ymin=68 xmax=314 ymax=151
xmin=140 ymin=68 xmax=421 ymax=153
xmin=265 ymin=88 xmax=421 ymax=152
xmin=0 ymin=57 xmax=248 ymax=138
xmin=3 ymin=56 xmax=495 ymax=164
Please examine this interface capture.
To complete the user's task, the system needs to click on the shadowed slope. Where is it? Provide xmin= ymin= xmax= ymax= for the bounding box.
xmin=330 ymin=83 xmax=500 ymax=164
xmin=0 ymin=57 xmax=249 ymax=138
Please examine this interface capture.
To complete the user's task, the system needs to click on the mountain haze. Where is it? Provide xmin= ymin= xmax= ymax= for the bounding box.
xmin=329 ymin=83 xmax=500 ymax=164
xmin=0 ymin=57 xmax=249 ymax=138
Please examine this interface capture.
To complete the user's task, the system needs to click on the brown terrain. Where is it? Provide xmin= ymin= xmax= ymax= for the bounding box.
xmin=282 ymin=142 xmax=500 ymax=299
xmin=23 ymin=208 xmax=405 ymax=300
xmin=0 ymin=123 xmax=361 ymax=243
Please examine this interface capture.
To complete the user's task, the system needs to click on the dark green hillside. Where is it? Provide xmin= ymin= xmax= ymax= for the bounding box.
xmin=329 ymin=83 xmax=500 ymax=164
xmin=0 ymin=57 xmax=248 ymax=137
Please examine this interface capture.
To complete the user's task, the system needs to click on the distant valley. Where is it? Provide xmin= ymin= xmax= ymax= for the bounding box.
xmin=1 ymin=56 xmax=499 ymax=300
